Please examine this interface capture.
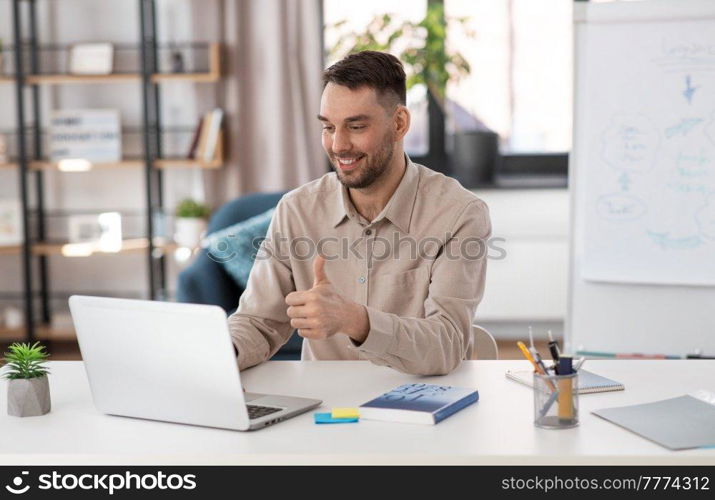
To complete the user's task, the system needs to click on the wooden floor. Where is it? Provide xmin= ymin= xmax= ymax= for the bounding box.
xmin=3 ymin=339 xmax=554 ymax=362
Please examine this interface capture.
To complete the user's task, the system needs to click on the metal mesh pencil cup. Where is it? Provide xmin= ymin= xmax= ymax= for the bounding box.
xmin=533 ymin=372 xmax=579 ymax=429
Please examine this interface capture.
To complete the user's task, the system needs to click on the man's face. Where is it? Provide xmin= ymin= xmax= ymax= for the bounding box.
xmin=319 ymin=83 xmax=396 ymax=189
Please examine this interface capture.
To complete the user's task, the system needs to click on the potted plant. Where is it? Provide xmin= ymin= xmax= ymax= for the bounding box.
xmin=327 ymin=1 xmax=472 ymax=110
xmin=328 ymin=2 xmax=499 ymax=186
xmin=3 ymin=341 xmax=51 ymax=417
xmin=174 ymin=199 xmax=211 ymax=249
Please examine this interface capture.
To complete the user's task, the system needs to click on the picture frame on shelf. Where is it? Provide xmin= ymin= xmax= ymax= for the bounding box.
xmin=69 ymin=43 xmax=114 ymax=75
xmin=0 ymin=200 xmax=23 ymax=246
xmin=49 ymin=109 xmax=122 ymax=164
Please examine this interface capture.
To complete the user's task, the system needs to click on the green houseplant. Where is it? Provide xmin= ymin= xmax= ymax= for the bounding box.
xmin=174 ymin=199 xmax=211 ymax=249
xmin=3 ymin=341 xmax=52 ymax=417
xmin=327 ymin=0 xmax=473 ymax=108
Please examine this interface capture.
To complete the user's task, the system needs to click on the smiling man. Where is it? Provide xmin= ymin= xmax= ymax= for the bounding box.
xmin=228 ymin=51 xmax=491 ymax=375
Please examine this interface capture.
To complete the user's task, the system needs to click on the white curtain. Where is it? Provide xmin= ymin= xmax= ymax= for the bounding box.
xmin=205 ymin=0 xmax=326 ymax=203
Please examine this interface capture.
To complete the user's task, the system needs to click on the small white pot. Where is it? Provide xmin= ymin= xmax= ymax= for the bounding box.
xmin=174 ymin=217 xmax=207 ymax=249
xmin=7 ymin=375 xmax=51 ymax=417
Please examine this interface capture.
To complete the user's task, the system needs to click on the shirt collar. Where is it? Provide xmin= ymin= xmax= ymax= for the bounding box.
xmin=332 ymin=154 xmax=419 ymax=234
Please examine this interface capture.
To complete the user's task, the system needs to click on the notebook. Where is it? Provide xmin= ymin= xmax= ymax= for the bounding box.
xmin=505 ymin=369 xmax=624 ymax=394
xmin=593 ymin=394 xmax=715 ymax=450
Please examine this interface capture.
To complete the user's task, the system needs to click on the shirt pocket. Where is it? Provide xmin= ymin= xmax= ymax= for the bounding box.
xmin=371 ymin=266 xmax=431 ymax=317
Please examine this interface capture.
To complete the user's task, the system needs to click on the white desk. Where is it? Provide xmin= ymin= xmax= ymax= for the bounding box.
xmin=1 ymin=360 xmax=714 ymax=465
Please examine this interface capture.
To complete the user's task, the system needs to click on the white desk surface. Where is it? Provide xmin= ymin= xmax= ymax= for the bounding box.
xmin=1 ymin=360 xmax=714 ymax=465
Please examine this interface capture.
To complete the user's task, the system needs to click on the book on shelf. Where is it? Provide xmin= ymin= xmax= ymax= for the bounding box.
xmin=201 ymin=108 xmax=224 ymax=162
xmin=359 ymin=383 xmax=479 ymax=425
xmin=189 ymin=108 xmax=223 ymax=163
xmin=186 ymin=116 xmax=205 ymax=159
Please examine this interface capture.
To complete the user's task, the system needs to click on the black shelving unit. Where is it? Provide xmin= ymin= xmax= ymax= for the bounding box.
xmin=6 ymin=0 xmax=221 ymax=342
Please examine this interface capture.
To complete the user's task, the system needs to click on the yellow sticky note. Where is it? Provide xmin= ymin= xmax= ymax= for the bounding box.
xmin=331 ymin=407 xmax=360 ymax=419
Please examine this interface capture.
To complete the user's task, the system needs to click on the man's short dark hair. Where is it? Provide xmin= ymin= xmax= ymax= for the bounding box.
xmin=322 ymin=51 xmax=406 ymax=110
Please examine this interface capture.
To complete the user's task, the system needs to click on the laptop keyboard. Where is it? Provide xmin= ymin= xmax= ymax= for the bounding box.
xmin=247 ymin=404 xmax=282 ymax=420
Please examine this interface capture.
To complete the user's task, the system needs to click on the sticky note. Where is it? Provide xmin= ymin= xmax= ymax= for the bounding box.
xmin=314 ymin=412 xmax=359 ymax=424
xmin=331 ymin=407 xmax=360 ymax=419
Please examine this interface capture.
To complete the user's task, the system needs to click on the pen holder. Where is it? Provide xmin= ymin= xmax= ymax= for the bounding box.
xmin=533 ymin=372 xmax=579 ymax=429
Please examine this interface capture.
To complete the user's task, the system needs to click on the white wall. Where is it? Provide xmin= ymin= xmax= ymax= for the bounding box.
xmin=473 ymin=188 xmax=570 ymax=339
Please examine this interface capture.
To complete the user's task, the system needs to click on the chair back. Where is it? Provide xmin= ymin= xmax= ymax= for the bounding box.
xmin=471 ymin=324 xmax=498 ymax=360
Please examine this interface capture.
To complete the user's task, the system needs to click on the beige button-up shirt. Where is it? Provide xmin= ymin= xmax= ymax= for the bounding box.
xmin=229 ymin=156 xmax=491 ymax=375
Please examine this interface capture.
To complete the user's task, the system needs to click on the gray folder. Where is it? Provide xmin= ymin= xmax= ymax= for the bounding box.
xmin=593 ymin=395 xmax=715 ymax=450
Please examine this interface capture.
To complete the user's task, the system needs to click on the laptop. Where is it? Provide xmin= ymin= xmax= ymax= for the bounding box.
xmin=69 ymin=295 xmax=322 ymax=431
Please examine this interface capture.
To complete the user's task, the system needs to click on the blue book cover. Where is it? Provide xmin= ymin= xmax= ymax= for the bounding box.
xmin=359 ymin=383 xmax=479 ymax=425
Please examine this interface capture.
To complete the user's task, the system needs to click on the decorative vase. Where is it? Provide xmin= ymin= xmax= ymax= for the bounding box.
xmin=450 ymin=130 xmax=500 ymax=188
xmin=174 ymin=217 xmax=207 ymax=249
xmin=7 ymin=375 xmax=51 ymax=417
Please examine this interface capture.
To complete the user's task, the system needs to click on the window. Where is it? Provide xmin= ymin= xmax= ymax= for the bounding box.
xmin=322 ymin=0 xmax=572 ymax=180
xmin=445 ymin=0 xmax=572 ymax=154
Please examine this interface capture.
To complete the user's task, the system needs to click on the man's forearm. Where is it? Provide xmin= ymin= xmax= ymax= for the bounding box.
xmin=343 ymin=302 xmax=370 ymax=344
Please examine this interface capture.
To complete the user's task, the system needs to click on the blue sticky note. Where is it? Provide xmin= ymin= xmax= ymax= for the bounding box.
xmin=314 ymin=412 xmax=359 ymax=424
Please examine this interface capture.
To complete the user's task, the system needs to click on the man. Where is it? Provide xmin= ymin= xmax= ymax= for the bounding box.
xmin=229 ymin=51 xmax=491 ymax=375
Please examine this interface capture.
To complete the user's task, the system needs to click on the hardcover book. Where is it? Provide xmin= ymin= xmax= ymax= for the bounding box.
xmin=359 ymin=383 xmax=479 ymax=425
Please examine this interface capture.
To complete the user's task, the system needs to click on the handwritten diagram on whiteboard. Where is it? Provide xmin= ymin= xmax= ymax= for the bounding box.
xmin=580 ymin=20 xmax=715 ymax=286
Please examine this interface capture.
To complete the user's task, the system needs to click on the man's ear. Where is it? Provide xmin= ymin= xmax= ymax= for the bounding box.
xmin=393 ymin=105 xmax=411 ymax=141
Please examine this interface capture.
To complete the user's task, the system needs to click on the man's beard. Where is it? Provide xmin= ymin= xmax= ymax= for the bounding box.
xmin=331 ymin=133 xmax=394 ymax=189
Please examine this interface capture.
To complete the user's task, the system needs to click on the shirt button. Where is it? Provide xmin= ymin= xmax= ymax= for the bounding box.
xmin=358 ymin=276 xmax=366 ymax=284
xmin=365 ymin=229 xmax=372 ymax=236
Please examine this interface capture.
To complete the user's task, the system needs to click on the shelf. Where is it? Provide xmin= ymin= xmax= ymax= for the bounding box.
xmin=0 ymin=162 xmax=18 ymax=169
xmin=0 ymin=327 xmax=26 ymax=341
xmin=0 ymin=326 xmax=76 ymax=341
xmin=0 ymin=76 xmax=14 ymax=84
xmin=25 ymin=73 xmax=138 ymax=85
xmin=27 ymin=158 xmax=222 ymax=171
xmin=37 ymin=325 xmax=76 ymax=341
xmin=2 ymin=241 xmax=180 ymax=257
xmin=0 ymin=245 xmax=22 ymax=256
xmin=2 ymin=239 xmax=177 ymax=256
xmin=154 ymin=158 xmax=223 ymax=169
xmin=29 ymin=159 xmax=145 ymax=171
xmin=32 ymin=238 xmax=177 ymax=257
xmin=24 ymin=43 xmax=221 ymax=85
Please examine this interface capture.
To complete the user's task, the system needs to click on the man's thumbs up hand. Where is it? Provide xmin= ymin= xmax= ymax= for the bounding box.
xmin=285 ymin=254 xmax=368 ymax=343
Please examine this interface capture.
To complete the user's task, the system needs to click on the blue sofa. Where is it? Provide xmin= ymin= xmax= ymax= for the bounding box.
xmin=176 ymin=192 xmax=303 ymax=360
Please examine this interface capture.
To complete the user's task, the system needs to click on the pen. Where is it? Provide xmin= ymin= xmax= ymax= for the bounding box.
xmin=574 ymin=357 xmax=586 ymax=372
xmin=547 ymin=330 xmax=560 ymax=362
xmin=527 ymin=326 xmax=551 ymax=373
xmin=539 ymin=389 xmax=560 ymax=418
xmin=517 ymin=341 xmax=556 ymax=392
xmin=530 ymin=347 xmax=551 ymax=379
xmin=528 ymin=326 xmax=536 ymax=350
xmin=517 ymin=341 xmax=542 ymax=374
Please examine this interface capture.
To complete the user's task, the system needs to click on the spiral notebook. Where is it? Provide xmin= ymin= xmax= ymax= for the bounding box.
xmin=505 ymin=369 xmax=625 ymax=394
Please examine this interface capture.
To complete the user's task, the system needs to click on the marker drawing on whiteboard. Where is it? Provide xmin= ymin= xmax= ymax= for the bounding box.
xmin=618 ymin=172 xmax=632 ymax=191
xmin=682 ymin=75 xmax=699 ymax=105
